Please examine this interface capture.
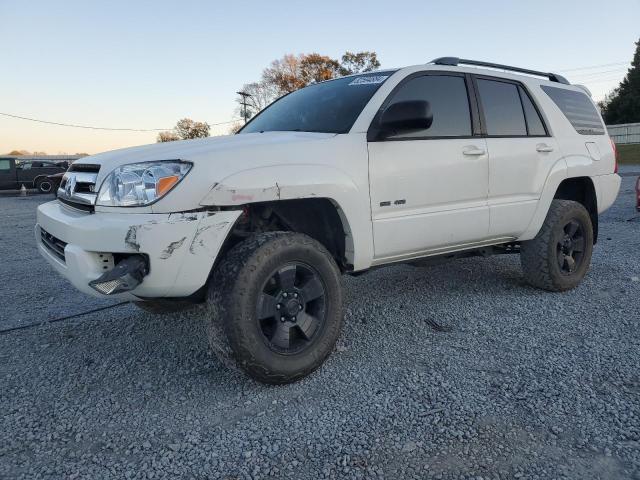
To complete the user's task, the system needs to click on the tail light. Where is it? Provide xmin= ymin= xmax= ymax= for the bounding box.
xmin=610 ymin=138 xmax=619 ymax=174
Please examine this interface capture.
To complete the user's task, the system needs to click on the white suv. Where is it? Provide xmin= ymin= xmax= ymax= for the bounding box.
xmin=37 ymin=57 xmax=621 ymax=383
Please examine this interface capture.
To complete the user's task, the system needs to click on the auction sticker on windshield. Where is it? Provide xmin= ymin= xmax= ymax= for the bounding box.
xmin=349 ymin=75 xmax=389 ymax=86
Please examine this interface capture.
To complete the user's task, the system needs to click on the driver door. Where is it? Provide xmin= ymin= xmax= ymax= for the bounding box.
xmin=367 ymin=73 xmax=490 ymax=262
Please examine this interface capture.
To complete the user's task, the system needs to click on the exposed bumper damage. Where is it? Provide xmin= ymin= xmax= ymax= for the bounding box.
xmin=35 ymin=201 xmax=241 ymax=299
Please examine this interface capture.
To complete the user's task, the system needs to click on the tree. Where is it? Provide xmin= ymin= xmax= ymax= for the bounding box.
xmin=260 ymin=51 xmax=381 ymax=96
xmin=339 ymin=51 xmax=380 ymax=75
xmin=8 ymin=150 xmax=30 ymax=155
xmin=156 ymin=131 xmax=180 ymax=143
xmin=599 ymin=38 xmax=640 ymax=124
xmin=262 ymin=54 xmax=307 ymax=94
xmin=299 ymin=53 xmax=341 ymax=85
xmin=156 ymin=118 xmax=210 ymax=143
xmin=235 ymin=80 xmax=279 ymax=122
xmin=175 ymin=118 xmax=210 ymax=139
xmin=234 ymin=51 xmax=382 ymax=126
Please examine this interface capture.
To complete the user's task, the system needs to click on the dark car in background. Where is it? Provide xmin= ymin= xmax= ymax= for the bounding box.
xmin=0 ymin=158 xmax=68 ymax=193
xmin=47 ymin=172 xmax=66 ymax=197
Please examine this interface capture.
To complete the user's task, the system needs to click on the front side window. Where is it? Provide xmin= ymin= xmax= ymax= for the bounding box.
xmin=383 ymin=75 xmax=472 ymax=139
xmin=541 ymin=85 xmax=605 ymax=135
xmin=477 ymin=79 xmax=527 ymax=136
xmin=0 ymin=159 xmax=10 ymax=171
xmin=240 ymin=72 xmax=396 ymax=134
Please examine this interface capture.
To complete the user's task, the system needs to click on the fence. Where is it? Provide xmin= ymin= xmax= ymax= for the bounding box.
xmin=607 ymin=123 xmax=640 ymax=144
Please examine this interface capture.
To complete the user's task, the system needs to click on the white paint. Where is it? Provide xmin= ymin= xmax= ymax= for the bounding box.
xmin=36 ymin=61 xmax=622 ymax=299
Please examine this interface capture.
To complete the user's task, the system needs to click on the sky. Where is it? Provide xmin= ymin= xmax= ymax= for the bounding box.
xmin=1 ymin=0 xmax=638 ymax=155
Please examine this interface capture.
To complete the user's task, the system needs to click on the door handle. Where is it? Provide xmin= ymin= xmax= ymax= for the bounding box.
xmin=536 ymin=143 xmax=554 ymax=153
xmin=462 ymin=146 xmax=486 ymax=156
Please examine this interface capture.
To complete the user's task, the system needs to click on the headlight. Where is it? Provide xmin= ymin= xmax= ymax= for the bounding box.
xmin=96 ymin=161 xmax=192 ymax=207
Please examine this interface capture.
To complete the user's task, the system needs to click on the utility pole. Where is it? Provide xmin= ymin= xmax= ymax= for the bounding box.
xmin=237 ymin=91 xmax=253 ymax=124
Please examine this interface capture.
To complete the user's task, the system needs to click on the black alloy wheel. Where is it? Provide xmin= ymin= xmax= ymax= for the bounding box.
xmin=557 ymin=219 xmax=586 ymax=275
xmin=256 ymin=263 xmax=327 ymax=354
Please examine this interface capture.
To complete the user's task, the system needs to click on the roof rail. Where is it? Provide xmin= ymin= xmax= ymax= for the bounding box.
xmin=430 ymin=57 xmax=570 ymax=85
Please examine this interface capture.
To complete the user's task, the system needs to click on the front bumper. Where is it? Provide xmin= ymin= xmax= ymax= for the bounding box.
xmin=36 ymin=201 xmax=241 ymax=299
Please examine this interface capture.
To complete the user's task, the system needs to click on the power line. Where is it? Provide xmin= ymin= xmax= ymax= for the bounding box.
xmin=570 ymin=68 xmax=629 ymax=79
xmin=0 ymin=112 xmax=171 ymax=131
xmin=558 ymin=61 xmax=630 ymax=72
xmin=0 ymin=112 xmax=241 ymax=131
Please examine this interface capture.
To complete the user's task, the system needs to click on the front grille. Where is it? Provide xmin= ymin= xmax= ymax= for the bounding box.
xmin=57 ymin=164 xmax=100 ymax=212
xmin=69 ymin=163 xmax=101 ymax=173
xmin=40 ymin=228 xmax=67 ymax=262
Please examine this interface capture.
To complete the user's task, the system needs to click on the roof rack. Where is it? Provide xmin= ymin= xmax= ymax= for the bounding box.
xmin=430 ymin=57 xmax=570 ymax=85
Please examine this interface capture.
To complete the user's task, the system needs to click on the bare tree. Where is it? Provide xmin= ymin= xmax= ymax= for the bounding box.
xmin=157 ymin=118 xmax=210 ymax=143
xmin=175 ymin=118 xmax=210 ymax=139
xmin=235 ymin=81 xmax=279 ymax=121
xmin=339 ymin=51 xmax=381 ymax=75
xmin=156 ymin=131 xmax=180 ymax=143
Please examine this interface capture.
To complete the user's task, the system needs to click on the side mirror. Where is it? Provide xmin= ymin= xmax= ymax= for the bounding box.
xmin=378 ymin=100 xmax=433 ymax=137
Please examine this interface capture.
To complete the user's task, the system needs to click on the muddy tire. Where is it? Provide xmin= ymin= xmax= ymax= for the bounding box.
xmin=520 ymin=199 xmax=594 ymax=292
xmin=36 ymin=178 xmax=53 ymax=194
xmin=134 ymin=300 xmax=196 ymax=314
xmin=206 ymin=232 xmax=343 ymax=384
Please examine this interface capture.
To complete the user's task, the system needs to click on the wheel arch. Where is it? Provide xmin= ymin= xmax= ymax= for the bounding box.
xmin=200 ymin=165 xmax=373 ymax=270
xmin=223 ymin=197 xmax=355 ymax=272
xmin=552 ymin=176 xmax=598 ymax=243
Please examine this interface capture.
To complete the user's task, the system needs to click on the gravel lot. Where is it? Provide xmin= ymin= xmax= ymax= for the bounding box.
xmin=1 ymin=170 xmax=639 ymax=479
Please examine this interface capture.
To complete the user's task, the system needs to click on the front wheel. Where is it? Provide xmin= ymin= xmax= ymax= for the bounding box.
xmin=206 ymin=232 xmax=343 ymax=384
xmin=520 ymin=199 xmax=594 ymax=292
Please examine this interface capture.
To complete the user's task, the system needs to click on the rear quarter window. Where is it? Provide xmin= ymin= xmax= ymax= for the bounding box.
xmin=540 ymin=85 xmax=604 ymax=135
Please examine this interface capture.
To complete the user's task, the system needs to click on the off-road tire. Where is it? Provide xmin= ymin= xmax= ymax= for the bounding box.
xmin=206 ymin=232 xmax=343 ymax=384
xmin=521 ymin=199 xmax=594 ymax=292
xmin=133 ymin=299 xmax=196 ymax=314
xmin=36 ymin=178 xmax=53 ymax=194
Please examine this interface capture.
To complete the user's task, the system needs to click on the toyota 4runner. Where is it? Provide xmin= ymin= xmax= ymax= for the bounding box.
xmin=36 ymin=57 xmax=621 ymax=383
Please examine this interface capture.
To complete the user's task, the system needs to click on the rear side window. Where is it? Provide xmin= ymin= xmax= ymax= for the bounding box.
xmin=384 ymin=75 xmax=472 ymax=138
xmin=540 ymin=85 xmax=604 ymax=135
xmin=0 ymin=159 xmax=10 ymax=171
xmin=518 ymin=86 xmax=546 ymax=136
xmin=477 ymin=79 xmax=527 ymax=136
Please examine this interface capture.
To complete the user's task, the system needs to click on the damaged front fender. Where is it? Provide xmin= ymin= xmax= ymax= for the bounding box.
xmin=119 ymin=210 xmax=242 ymax=297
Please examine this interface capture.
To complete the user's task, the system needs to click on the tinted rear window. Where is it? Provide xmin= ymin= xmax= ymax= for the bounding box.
xmin=540 ymin=85 xmax=604 ymax=135
xmin=477 ymin=79 xmax=527 ymax=136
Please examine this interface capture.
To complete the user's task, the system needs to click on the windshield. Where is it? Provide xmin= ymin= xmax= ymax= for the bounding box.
xmin=240 ymin=71 xmax=396 ymax=134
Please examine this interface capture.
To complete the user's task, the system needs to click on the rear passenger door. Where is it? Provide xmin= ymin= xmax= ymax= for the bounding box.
xmin=474 ymin=76 xmax=561 ymax=238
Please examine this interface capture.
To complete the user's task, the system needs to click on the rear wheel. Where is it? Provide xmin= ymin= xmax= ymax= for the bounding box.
xmin=206 ymin=232 xmax=343 ymax=384
xmin=36 ymin=178 xmax=53 ymax=194
xmin=520 ymin=199 xmax=593 ymax=292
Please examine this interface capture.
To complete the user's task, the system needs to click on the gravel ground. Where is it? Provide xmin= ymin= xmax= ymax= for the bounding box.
xmin=1 ymin=170 xmax=639 ymax=479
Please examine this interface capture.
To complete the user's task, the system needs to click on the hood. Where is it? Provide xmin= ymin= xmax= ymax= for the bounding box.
xmin=86 ymin=131 xmax=336 ymax=184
